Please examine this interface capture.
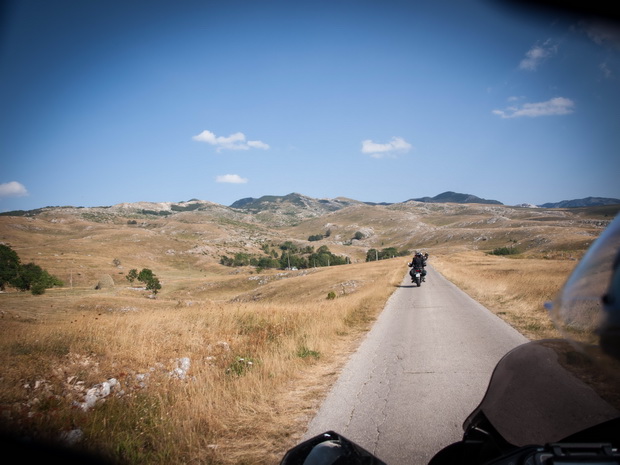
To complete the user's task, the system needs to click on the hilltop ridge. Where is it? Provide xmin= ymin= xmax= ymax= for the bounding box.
xmin=539 ymin=197 xmax=620 ymax=208
xmin=407 ymin=191 xmax=503 ymax=205
xmin=3 ymin=191 xmax=620 ymax=220
xmin=1 ymin=189 xmax=619 ymax=292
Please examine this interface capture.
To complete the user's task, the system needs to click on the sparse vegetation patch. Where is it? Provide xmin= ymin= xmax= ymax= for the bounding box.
xmin=365 ymin=247 xmax=410 ymax=261
xmin=489 ymin=246 xmax=521 ymax=256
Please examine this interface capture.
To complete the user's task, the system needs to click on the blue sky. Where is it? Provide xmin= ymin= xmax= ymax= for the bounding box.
xmin=1 ymin=0 xmax=619 ymax=211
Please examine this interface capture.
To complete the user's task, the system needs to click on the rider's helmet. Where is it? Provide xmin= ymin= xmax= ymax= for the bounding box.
xmin=546 ymin=213 xmax=620 ymax=365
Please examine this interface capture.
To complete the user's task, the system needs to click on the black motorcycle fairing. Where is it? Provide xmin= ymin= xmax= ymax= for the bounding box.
xmin=462 ymin=340 xmax=620 ymax=448
xmin=282 ymin=338 xmax=620 ymax=465
xmin=280 ymin=431 xmax=387 ymax=465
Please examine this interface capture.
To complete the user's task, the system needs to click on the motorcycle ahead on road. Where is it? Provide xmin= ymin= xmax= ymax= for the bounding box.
xmin=409 ymin=253 xmax=427 ymax=287
xmin=281 ymin=215 xmax=620 ymax=465
xmin=409 ymin=265 xmax=424 ymax=287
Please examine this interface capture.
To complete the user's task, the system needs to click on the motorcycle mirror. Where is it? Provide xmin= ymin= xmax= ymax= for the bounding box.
xmin=280 ymin=431 xmax=386 ymax=465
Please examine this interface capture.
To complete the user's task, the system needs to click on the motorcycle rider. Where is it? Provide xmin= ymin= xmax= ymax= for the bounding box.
xmin=409 ymin=251 xmax=427 ymax=282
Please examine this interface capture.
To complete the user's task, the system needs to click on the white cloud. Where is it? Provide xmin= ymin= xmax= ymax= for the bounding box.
xmin=519 ymin=40 xmax=558 ymax=71
xmin=216 ymin=174 xmax=248 ymax=184
xmin=247 ymin=140 xmax=270 ymax=150
xmin=492 ymin=97 xmax=575 ymax=118
xmin=192 ymin=130 xmax=270 ymax=152
xmin=0 ymin=181 xmax=28 ymax=198
xmin=361 ymin=137 xmax=412 ymax=159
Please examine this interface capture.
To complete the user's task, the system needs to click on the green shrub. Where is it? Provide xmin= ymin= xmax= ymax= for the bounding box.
xmin=489 ymin=247 xmax=520 ymax=256
xmin=30 ymin=282 xmax=46 ymax=295
xmin=296 ymin=346 xmax=320 ymax=359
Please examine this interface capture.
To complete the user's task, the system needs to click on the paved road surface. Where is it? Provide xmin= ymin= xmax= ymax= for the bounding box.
xmin=303 ymin=266 xmax=528 ymax=465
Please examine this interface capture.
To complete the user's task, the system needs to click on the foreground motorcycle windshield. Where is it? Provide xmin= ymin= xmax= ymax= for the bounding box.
xmin=466 ymin=340 xmax=620 ymax=446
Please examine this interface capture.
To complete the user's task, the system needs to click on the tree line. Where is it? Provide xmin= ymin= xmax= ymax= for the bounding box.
xmin=365 ymin=247 xmax=410 ymax=261
xmin=220 ymin=242 xmax=348 ymax=270
xmin=220 ymin=242 xmax=410 ymax=270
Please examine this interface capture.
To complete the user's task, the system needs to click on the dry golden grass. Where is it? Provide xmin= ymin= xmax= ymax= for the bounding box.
xmin=0 ymin=259 xmax=407 ymax=465
xmin=1 ymin=204 xmax=613 ymax=464
xmin=430 ymin=250 xmax=578 ymax=340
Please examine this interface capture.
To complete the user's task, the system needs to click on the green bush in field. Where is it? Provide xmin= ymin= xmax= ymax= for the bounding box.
xmin=0 ymin=244 xmax=63 ymax=294
xmin=489 ymin=247 xmax=520 ymax=256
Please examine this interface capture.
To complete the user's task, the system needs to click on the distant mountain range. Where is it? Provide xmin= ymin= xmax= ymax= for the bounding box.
xmin=537 ymin=197 xmax=620 ymax=208
xmin=3 ymin=192 xmax=619 ymax=220
xmin=230 ymin=191 xmax=620 ymax=210
xmin=229 ymin=191 xmax=503 ymax=211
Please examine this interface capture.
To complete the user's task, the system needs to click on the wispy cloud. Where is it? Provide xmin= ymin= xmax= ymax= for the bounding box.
xmin=0 ymin=181 xmax=28 ymax=198
xmin=493 ymin=97 xmax=575 ymax=118
xmin=600 ymin=61 xmax=613 ymax=79
xmin=361 ymin=137 xmax=412 ymax=158
xmin=216 ymin=174 xmax=248 ymax=184
xmin=193 ymin=130 xmax=270 ymax=152
xmin=581 ymin=21 xmax=620 ymax=50
xmin=519 ymin=40 xmax=558 ymax=71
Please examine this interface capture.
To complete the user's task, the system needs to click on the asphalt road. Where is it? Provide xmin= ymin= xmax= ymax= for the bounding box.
xmin=303 ymin=265 xmax=528 ymax=465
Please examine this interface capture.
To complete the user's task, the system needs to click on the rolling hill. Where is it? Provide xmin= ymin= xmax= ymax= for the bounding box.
xmin=538 ymin=197 xmax=620 ymax=208
xmin=408 ymin=191 xmax=503 ymax=205
xmin=1 ymin=192 xmax=618 ymax=290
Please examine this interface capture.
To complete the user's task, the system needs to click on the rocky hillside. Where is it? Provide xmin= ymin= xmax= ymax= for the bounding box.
xmin=229 ymin=193 xmax=363 ymax=225
xmin=1 ymin=193 xmax=618 ymax=291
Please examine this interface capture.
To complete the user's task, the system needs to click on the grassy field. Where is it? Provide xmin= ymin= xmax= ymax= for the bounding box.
xmin=0 ymin=251 xmax=580 ymax=465
xmin=430 ymin=251 xmax=576 ymax=340
xmin=0 ymin=259 xmax=408 ymax=464
xmin=0 ymin=203 xmax=610 ymax=464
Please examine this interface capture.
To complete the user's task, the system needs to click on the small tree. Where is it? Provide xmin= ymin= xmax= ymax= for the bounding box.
xmin=0 ymin=244 xmax=20 ymax=290
xmin=145 ymin=275 xmax=162 ymax=294
xmin=138 ymin=269 xmax=161 ymax=294
xmin=126 ymin=268 xmax=162 ymax=294
xmin=126 ymin=269 xmax=138 ymax=283
xmin=232 ymin=253 xmax=251 ymax=267
xmin=137 ymin=268 xmax=154 ymax=283
xmin=0 ymin=244 xmax=63 ymax=294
